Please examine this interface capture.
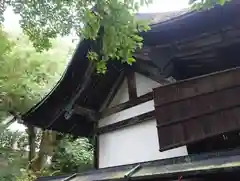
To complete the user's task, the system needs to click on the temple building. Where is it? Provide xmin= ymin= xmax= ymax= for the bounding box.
xmin=23 ymin=0 xmax=240 ymax=180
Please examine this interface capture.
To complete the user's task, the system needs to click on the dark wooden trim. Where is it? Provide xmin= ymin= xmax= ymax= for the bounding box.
xmin=93 ymin=122 xmax=99 ymax=169
xmin=136 ymin=28 xmax=240 ymax=61
xmin=73 ymin=105 xmax=98 ymax=121
xmin=74 ymin=105 xmax=96 ymax=115
xmin=47 ymin=62 xmax=95 ymax=128
xmin=97 ymin=111 xmax=155 ymax=134
xmin=135 ymin=67 xmax=170 ymax=85
xmin=153 ymin=66 xmax=240 ymax=107
xmin=100 ymin=92 xmax=153 ymax=118
xmin=156 ymin=85 xmax=240 ymax=128
xmin=99 ymin=70 xmax=125 ymax=112
xmin=126 ymin=70 xmax=137 ymax=100
xmin=133 ymin=60 xmax=172 ymax=85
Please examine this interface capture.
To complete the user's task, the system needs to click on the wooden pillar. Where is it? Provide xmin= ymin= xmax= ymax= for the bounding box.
xmin=93 ymin=122 xmax=99 ymax=169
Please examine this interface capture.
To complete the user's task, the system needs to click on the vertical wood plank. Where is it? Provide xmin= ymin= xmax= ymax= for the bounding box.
xmin=99 ymin=71 xmax=125 ymax=112
xmin=127 ymin=70 xmax=137 ymax=100
xmin=93 ymin=122 xmax=99 ymax=169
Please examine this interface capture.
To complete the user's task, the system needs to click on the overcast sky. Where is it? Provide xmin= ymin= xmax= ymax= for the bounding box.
xmin=140 ymin=0 xmax=189 ymax=12
xmin=6 ymin=0 xmax=189 ymax=132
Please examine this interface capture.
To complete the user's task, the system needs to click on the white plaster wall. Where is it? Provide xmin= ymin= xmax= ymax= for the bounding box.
xmin=135 ymin=73 xmax=160 ymax=96
xmin=109 ymin=78 xmax=129 ymax=107
xmin=99 ymin=100 xmax=154 ymax=127
xmin=98 ymin=73 xmax=188 ymax=168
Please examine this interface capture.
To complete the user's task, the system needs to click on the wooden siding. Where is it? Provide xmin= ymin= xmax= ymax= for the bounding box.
xmin=153 ymin=67 xmax=240 ymax=151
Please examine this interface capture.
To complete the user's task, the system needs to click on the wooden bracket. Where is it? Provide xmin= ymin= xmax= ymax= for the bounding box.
xmin=73 ymin=105 xmax=99 ymax=121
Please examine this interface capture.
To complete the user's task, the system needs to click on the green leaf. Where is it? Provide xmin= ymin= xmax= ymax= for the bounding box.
xmin=217 ymin=0 xmax=226 ymax=5
xmin=127 ymin=57 xmax=136 ymax=65
xmin=4 ymin=0 xmax=154 ymax=74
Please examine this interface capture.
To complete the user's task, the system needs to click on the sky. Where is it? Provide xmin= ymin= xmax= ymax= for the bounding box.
xmin=5 ymin=0 xmax=189 ymax=132
xmin=140 ymin=0 xmax=189 ymax=13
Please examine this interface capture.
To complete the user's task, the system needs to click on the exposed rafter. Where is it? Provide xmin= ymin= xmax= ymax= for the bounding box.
xmin=99 ymin=70 xmax=125 ymax=112
xmin=134 ymin=60 xmax=172 ymax=84
xmin=97 ymin=111 xmax=155 ymax=134
xmin=100 ymin=92 xmax=153 ymax=118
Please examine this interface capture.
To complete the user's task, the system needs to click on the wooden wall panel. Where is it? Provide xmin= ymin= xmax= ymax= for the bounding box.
xmin=154 ymin=67 xmax=240 ymax=151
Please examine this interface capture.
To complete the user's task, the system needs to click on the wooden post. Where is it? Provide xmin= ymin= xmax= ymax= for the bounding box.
xmin=126 ymin=70 xmax=137 ymax=100
xmin=27 ymin=125 xmax=36 ymax=162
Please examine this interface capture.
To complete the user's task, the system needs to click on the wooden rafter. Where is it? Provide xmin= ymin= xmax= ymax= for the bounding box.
xmin=97 ymin=111 xmax=155 ymax=134
xmin=100 ymin=91 xmax=153 ymax=118
xmin=99 ymin=70 xmax=125 ymax=112
xmin=73 ymin=105 xmax=98 ymax=122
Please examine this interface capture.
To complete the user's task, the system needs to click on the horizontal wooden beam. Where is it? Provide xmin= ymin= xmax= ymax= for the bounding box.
xmin=73 ymin=105 xmax=99 ymax=121
xmin=100 ymin=91 xmax=153 ymax=118
xmin=97 ymin=111 xmax=155 ymax=134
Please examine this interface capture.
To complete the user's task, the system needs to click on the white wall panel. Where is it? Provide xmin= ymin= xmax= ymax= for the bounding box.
xmin=99 ymin=119 xmax=188 ymax=168
xmin=98 ymin=73 xmax=188 ymax=168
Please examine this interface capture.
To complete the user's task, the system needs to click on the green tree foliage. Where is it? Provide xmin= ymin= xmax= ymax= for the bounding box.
xmin=0 ymin=129 xmax=27 ymax=150
xmin=0 ymin=130 xmax=94 ymax=180
xmin=1 ymin=0 xmax=153 ymax=73
xmin=51 ymin=136 xmax=93 ymax=174
xmin=0 ymin=29 xmax=93 ymax=180
xmin=0 ymin=28 xmax=71 ymax=118
xmin=0 ymin=129 xmax=29 ymax=181
xmin=0 ymin=0 xmax=230 ymax=73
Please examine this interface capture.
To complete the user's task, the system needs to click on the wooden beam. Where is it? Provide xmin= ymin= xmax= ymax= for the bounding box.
xmin=48 ymin=61 xmax=95 ymax=128
xmin=135 ymin=28 xmax=240 ymax=63
xmin=99 ymin=70 xmax=125 ymax=112
xmin=73 ymin=105 xmax=98 ymax=121
xmin=100 ymin=91 xmax=153 ymax=118
xmin=126 ymin=69 xmax=137 ymax=100
xmin=97 ymin=111 xmax=155 ymax=134
xmin=134 ymin=60 xmax=171 ymax=84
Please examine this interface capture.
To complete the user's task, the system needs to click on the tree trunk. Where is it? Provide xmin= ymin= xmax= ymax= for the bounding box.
xmin=27 ymin=125 xmax=36 ymax=163
xmin=29 ymin=130 xmax=59 ymax=174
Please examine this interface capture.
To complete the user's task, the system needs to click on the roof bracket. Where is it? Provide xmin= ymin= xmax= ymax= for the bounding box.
xmin=124 ymin=164 xmax=142 ymax=179
xmin=63 ymin=64 xmax=95 ymax=121
xmin=73 ymin=105 xmax=98 ymax=121
xmin=64 ymin=107 xmax=74 ymax=120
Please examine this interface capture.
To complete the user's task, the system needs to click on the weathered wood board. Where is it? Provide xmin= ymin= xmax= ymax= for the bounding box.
xmin=153 ymin=67 xmax=240 ymax=151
